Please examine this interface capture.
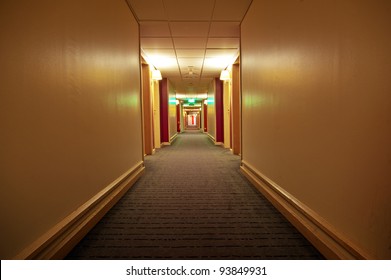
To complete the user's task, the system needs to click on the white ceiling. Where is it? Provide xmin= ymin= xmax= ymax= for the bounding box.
xmin=126 ymin=0 xmax=253 ymax=94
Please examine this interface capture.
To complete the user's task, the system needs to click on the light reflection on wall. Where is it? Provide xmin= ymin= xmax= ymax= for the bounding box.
xmin=116 ymin=93 xmax=139 ymax=108
xmin=242 ymin=93 xmax=267 ymax=108
xmin=207 ymin=97 xmax=214 ymax=104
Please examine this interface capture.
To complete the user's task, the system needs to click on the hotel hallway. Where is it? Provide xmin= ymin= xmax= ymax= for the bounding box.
xmin=67 ymin=132 xmax=324 ymax=259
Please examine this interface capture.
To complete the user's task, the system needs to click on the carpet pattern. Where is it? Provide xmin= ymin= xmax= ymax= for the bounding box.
xmin=66 ymin=132 xmax=324 ymax=259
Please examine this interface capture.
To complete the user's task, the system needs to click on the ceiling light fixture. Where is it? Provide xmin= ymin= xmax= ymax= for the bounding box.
xmin=220 ymin=69 xmax=230 ymax=81
xmin=152 ymin=69 xmax=162 ymax=80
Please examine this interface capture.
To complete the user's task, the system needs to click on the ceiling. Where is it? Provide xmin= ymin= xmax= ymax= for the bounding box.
xmin=126 ymin=0 xmax=253 ymax=94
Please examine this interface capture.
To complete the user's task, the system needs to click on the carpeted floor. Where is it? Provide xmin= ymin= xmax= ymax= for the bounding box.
xmin=66 ymin=131 xmax=324 ymax=259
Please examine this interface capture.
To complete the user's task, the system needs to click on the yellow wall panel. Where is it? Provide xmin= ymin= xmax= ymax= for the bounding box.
xmin=0 ymin=0 xmax=142 ymax=258
xmin=241 ymin=0 xmax=391 ymax=259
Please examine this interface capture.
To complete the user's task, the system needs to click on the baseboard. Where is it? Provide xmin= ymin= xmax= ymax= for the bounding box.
xmin=206 ymin=133 xmax=215 ymax=142
xmin=205 ymin=134 xmax=224 ymax=146
xmin=14 ymin=162 xmax=145 ymax=260
xmin=240 ymin=160 xmax=372 ymax=260
xmin=170 ymin=133 xmax=178 ymax=143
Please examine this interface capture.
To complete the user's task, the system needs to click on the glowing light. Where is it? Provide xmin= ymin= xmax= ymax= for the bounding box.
xmin=207 ymin=97 xmax=214 ymax=104
xmin=148 ymin=55 xmax=177 ymax=69
xmin=204 ymin=56 xmax=234 ymax=70
xmin=152 ymin=69 xmax=162 ymax=80
xmin=116 ymin=94 xmax=139 ymax=108
xmin=220 ymin=69 xmax=230 ymax=80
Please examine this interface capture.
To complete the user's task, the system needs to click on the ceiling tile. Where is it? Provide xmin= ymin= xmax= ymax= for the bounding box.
xmin=131 ymin=0 xmax=248 ymax=94
xmin=163 ymin=0 xmax=215 ymax=21
xmin=175 ymin=49 xmax=205 ymax=57
xmin=161 ymin=69 xmax=181 ymax=77
xmin=170 ymin=22 xmax=210 ymax=37
xmin=140 ymin=21 xmax=171 ymax=37
xmin=180 ymin=70 xmax=201 ymax=79
xmin=205 ymin=48 xmax=238 ymax=58
xmin=212 ymin=0 xmax=253 ymax=21
xmin=180 ymin=65 xmax=201 ymax=72
xmin=201 ymin=69 xmax=220 ymax=76
xmin=144 ymin=54 xmax=178 ymax=70
xmin=169 ymin=77 xmax=186 ymax=86
xmin=209 ymin=22 xmax=240 ymax=37
xmin=203 ymin=57 xmax=231 ymax=70
xmin=141 ymin=38 xmax=174 ymax=48
xmin=142 ymin=48 xmax=176 ymax=57
xmin=182 ymin=75 xmax=201 ymax=81
xmin=207 ymin=38 xmax=240 ymax=48
xmin=174 ymin=86 xmax=190 ymax=93
xmin=174 ymin=38 xmax=207 ymax=49
xmin=177 ymin=58 xmax=204 ymax=69
xmin=199 ymin=78 xmax=214 ymax=84
xmin=127 ymin=0 xmax=166 ymax=20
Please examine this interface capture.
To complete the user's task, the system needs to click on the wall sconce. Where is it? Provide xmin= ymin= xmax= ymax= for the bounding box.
xmin=220 ymin=69 xmax=230 ymax=81
xmin=152 ymin=69 xmax=162 ymax=80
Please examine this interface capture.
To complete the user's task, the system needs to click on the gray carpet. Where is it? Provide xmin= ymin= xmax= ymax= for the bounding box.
xmin=66 ymin=131 xmax=324 ymax=259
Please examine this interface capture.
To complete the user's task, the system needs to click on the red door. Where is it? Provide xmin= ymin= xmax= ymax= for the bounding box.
xmin=203 ymin=103 xmax=208 ymax=132
xmin=176 ymin=104 xmax=180 ymax=132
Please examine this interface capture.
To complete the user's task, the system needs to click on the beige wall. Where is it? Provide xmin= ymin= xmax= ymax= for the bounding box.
xmin=231 ymin=63 xmax=241 ymax=155
xmin=142 ymin=64 xmax=153 ymax=155
xmin=241 ymin=0 xmax=391 ymax=259
xmin=223 ymin=68 xmax=232 ymax=149
xmin=0 ymin=0 xmax=142 ymax=259
xmin=207 ymin=81 xmax=216 ymax=140
xmin=152 ymin=79 xmax=161 ymax=149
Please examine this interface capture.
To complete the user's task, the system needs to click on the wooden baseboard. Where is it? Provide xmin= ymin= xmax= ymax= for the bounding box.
xmin=206 ymin=133 xmax=215 ymax=142
xmin=14 ymin=162 xmax=145 ymax=260
xmin=240 ymin=160 xmax=372 ymax=260
xmin=170 ymin=133 xmax=178 ymax=143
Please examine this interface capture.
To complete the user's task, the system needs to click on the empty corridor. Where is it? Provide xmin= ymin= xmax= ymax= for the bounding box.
xmin=67 ymin=132 xmax=324 ymax=259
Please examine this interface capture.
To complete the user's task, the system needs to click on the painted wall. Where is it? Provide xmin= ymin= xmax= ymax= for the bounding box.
xmin=223 ymin=71 xmax=232 ymax=149
xmin=241 ymin=0 xmax=391 ymax=259
xmin=0 ymin=0 xmax=142 ymax=259
xmin=207 ymin=81 xmax=216 ymax=140
xmin=152 ymin=80 xmax=161 ymax=149
xmin=231 ymin=63 xmax=241 ymax=155
xmin=141 ymin=64 xmax=153 ymax=155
